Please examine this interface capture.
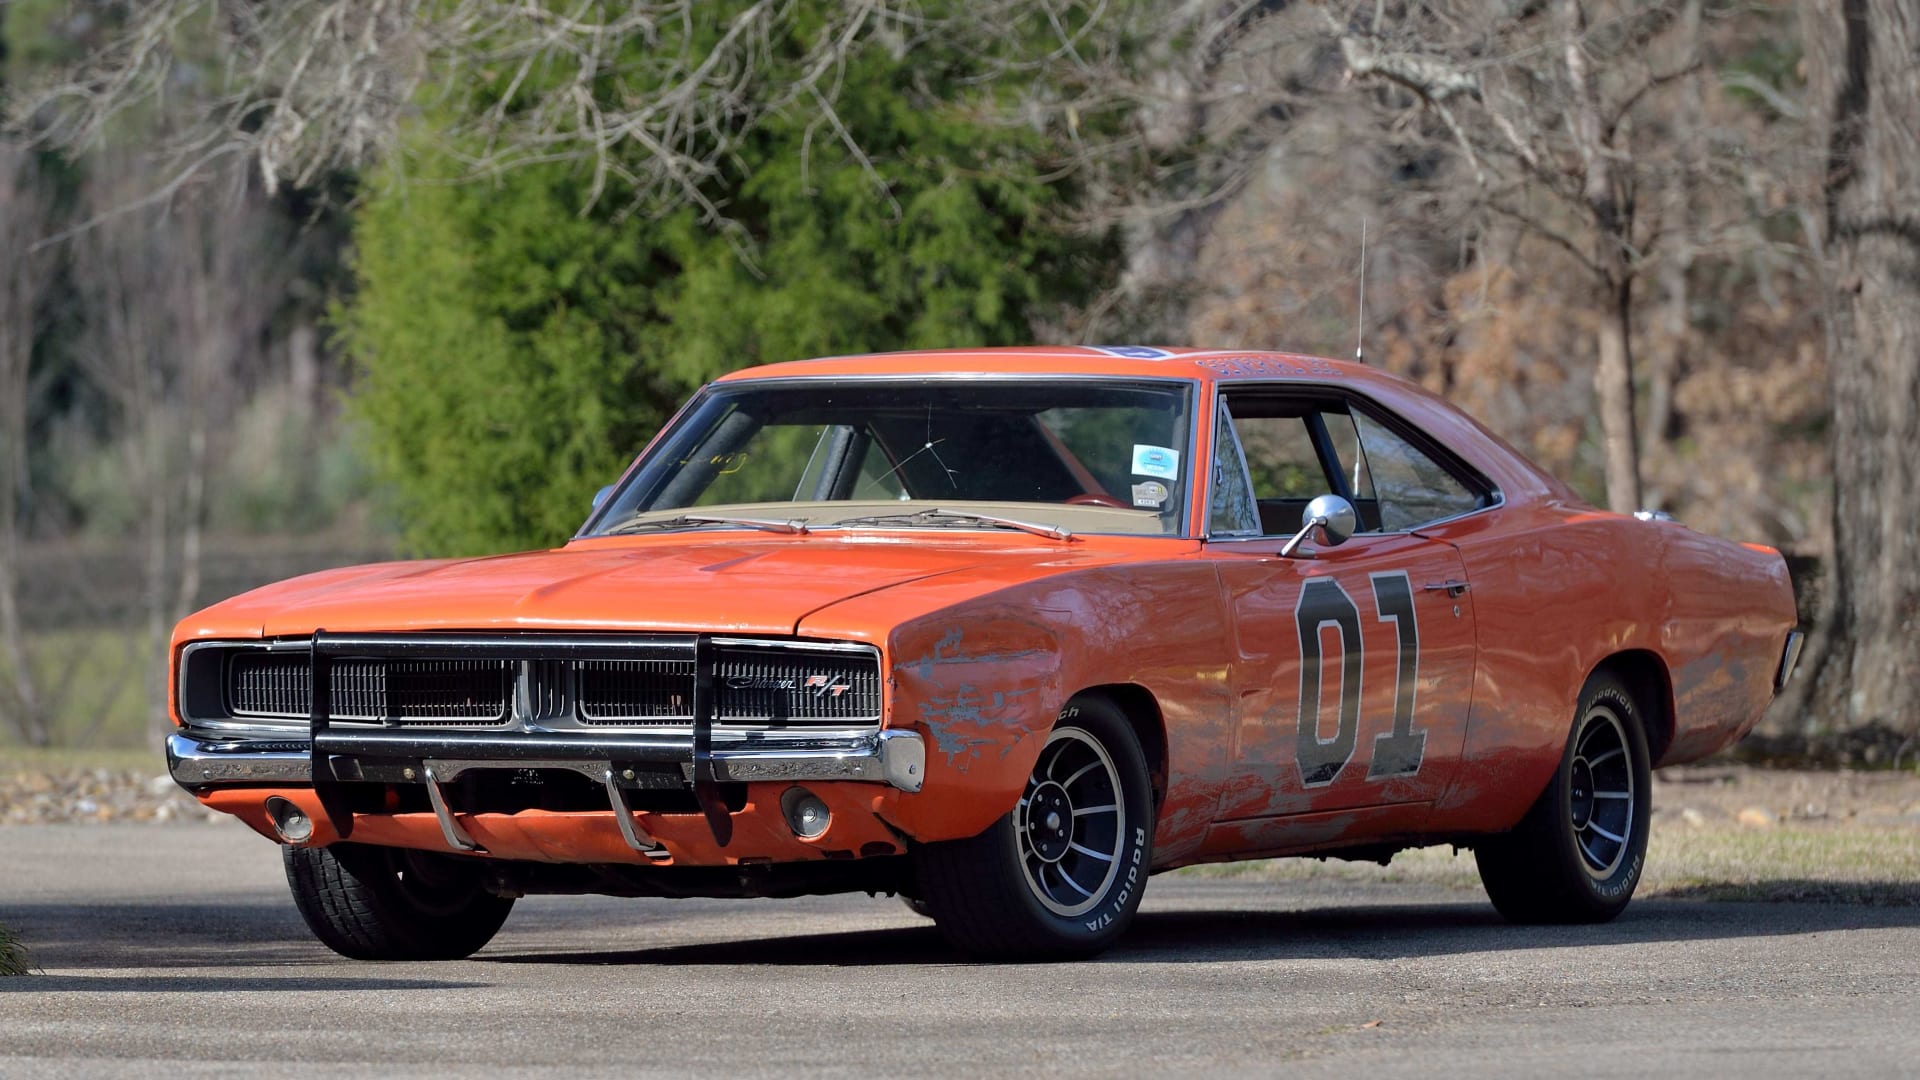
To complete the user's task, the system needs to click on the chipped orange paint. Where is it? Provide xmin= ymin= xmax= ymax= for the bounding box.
xmin=173 ymin=347 xmax=1798 ymax=873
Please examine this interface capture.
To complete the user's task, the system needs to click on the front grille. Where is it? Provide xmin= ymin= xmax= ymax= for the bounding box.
xmin=345 ymin=659 xmax=514 ymax=724
xmin=715 ymin=648 xmax=882 ymax=724
xmin=209 ymin=638 xmax=880 ymax=729
xmin=226 ymin=654 xmax=512 ymax=725
xmin=228 ymin=653 xmax=311 ymax=719
xmin=577 ymin=659 xmax=695 ymax=723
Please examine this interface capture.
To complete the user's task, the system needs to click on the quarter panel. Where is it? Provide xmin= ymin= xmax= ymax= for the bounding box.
xmin=1424 ymin=507 xmax=1669 ymax=833
xmin=1655 ymin=527 xmax=1797 ymax=763
xmin=1426 ymin=506 xmax=1796 ymax=832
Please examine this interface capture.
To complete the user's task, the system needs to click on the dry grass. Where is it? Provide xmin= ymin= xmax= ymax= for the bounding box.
xmin=1644 ymin=825 xmax=1920 ymax=904
xmin=0 ymin=925 xmax=30 ymax=977
xmin=1176 ymin=823 xmax=1920 ymax=906
xmin=0 ymin=747 xmax=161 ymax=775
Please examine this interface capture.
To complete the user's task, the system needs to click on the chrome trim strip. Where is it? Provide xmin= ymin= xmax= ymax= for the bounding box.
xmin=167 ymin=730 xmax=928 ymax=792
xmin=709 ymin=637 xmax=879 ymax=654
xmin=1776 ymin=630 xmax=1805 ymax=693
xmin=313 ymin=632 xmax=701 ymax=660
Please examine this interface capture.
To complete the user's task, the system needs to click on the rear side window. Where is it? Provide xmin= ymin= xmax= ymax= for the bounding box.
xmin=1348 ymin=411 xmax=1483 ymax=530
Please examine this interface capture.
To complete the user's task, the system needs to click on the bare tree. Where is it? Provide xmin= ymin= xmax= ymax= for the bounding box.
xmin=1034 ymin=1 xmax=1789 ymax=515
xmin=71 ymin=158 xmax=282 ymax=744
xmin=1800 ymin=0 xmax=1920 ymax=738
xmin=1326 ymin=0 xmax=1740 ymax=514
xmin=8 ymin=0 xmax=1008 ymax=235
xmin=0 ymin=143 xmax=55 ymax=747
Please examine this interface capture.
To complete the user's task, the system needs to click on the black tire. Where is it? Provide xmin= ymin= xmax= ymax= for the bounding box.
xmin=900 ymin=895 xmax=935 ymax=920
xmin=1475 ymin=671 xmax=1653 ymax=924
xmin=914 ymin=696 xmax=1155 ymax=960
xmin=283 ymin=843 xmax=514 ymax=961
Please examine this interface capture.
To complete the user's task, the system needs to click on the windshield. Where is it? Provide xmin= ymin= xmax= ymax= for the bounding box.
xmin=584 ymin=379 xmax=1194 ymax=538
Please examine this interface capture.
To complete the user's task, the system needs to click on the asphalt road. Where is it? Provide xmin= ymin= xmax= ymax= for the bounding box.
xmin=2 ymin=825 xmax=1917 ymax=1078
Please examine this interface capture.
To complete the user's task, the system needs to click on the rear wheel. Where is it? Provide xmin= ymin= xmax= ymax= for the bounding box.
xmin=284 ymin=843 xmax=514 ymax=960
xmin=914 ymin=697 xmax=1155 ymax=959
xmin=1475 ymin=671 xmax=1652 ymax=923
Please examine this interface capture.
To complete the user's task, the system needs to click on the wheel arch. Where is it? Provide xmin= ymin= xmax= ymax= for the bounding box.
xmin=1067 ymin=683 xmax=1168 ymax=811
xmin=1590 ymin=649 xmax=1675 ymax=765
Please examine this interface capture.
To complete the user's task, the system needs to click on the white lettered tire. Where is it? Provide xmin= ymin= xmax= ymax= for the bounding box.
xmin=912 ymin=696 xmax=1155 ymax=959
xmin=1475 ymin=671 xmax=1653 ymax=923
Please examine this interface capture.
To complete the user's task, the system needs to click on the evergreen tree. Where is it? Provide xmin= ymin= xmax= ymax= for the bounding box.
xmin=342 ymin=4 xmax=1113 ymax=555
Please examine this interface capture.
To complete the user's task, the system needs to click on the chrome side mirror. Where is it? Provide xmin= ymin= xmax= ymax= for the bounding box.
xmin=1279 ymin=493 xmax=1358 ymax=558
xmin=1306 ymin=493 xmax=1357 ymax=546
xmin=592 ymin=484 xmax=616 ymax=510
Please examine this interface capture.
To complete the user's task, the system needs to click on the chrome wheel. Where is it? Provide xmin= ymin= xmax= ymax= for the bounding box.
xmin=1569 ymin=702 xmax=1635 ymax=879
xmin=1015 ymin=726 xmax=1126 ymax=918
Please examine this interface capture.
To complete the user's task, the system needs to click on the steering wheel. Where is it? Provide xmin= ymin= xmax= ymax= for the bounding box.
xmin=1066 ymin=493 xmax=1132 ymax=509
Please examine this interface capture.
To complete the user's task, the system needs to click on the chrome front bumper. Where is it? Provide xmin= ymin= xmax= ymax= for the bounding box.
xmin=166 ymin=728 xmax=927 ymax=792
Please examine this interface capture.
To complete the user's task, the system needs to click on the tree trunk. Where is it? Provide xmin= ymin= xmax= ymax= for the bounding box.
xmin=0 ymin=148 xmax=50 ymax=747
xmin=1594 ymin=285 xmax=1644 ymax=513
xmin=1805 ymin=0 xmax=1920 ymax=735
xmin=1645 ymin=0 xmax=1704 ymax=468
xmin=140 ymin=426 xmax=172 ymax=751
xmin=1558 ymin=0 xmax=1644 ymax=514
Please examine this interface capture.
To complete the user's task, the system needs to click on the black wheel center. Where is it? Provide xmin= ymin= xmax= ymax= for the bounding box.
xmin=1569 ymin=759 xmax=1596 ymax=830
xmin=1025 ymin=781 xmax=1074 ymax=863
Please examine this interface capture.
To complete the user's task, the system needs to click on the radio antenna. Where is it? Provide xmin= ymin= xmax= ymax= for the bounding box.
xmin=1355 ymin=216 xmax=1368 ymax=364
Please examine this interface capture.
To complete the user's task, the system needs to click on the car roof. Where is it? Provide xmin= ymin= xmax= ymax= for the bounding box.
xmin=713 ymin=345 xmax=1573 ymax=508
xmin=715 ymin=346 xmax=1374 ymax=387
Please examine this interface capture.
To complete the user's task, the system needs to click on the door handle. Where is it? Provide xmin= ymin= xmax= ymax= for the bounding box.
xmin=1423 ymin=580 xmax=1470 ymax=598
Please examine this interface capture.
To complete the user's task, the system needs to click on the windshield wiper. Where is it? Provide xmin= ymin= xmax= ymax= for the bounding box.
xmin=829 ymin=508 xmax=1075 ymax=542
xmin=607 ymin=513 xmax=810 ymax=536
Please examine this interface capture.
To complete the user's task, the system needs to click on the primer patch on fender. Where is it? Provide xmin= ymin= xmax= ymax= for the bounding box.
xmin=1131 ymin=481 xmax=1169 ymax=508
xmin=1131 ymin=444 xmax=1180 ymax=480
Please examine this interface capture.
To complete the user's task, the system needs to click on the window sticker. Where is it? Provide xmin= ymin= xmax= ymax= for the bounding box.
xmin=1131 ymin=481 xmax=1169 ymax=509
xmin=1131 ymin=444 xmax=1180 ymax=480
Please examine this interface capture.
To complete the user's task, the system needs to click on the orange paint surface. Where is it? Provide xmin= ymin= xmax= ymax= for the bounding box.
xmin=177 ymin=348 xmax=1798 ymax=871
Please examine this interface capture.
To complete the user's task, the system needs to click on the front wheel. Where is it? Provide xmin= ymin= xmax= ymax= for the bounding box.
xmin=913 ymin=697 xmax=1155 ymax=959
xmin=1475 ymin=671 xmax=1653 ymax=923
xmin=284 ymin=843 xmax=514 ymax=960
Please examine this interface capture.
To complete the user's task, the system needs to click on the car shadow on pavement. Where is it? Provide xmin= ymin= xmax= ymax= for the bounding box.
xmin=480 ymin=894 xmax=1920 ymax=967
xmin=485 ymin=923 xmax=959 ymax=967
xmin=0 ymin=899 xmax=331 ymax=972
xmin=2 ymin=973 xmax=487 ymax=994
xmin=1114 ymin=895 xmax=1920 ymax=963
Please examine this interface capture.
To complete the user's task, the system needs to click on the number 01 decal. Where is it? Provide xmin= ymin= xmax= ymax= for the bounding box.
xmin=1293 ymin=570 xmax=1425 ymax=788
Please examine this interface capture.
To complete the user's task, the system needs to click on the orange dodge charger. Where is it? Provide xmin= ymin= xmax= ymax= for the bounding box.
xmin=167 ymin=347 xmax=1801 ymax=960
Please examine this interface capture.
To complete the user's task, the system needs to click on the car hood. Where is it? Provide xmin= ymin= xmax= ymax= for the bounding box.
xmin=180 ymin=536 xmax=1137 ymax=641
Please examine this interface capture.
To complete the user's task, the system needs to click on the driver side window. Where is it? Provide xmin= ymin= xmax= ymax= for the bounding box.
xmin=1215 ymin=394 xmax=1346 ymax=536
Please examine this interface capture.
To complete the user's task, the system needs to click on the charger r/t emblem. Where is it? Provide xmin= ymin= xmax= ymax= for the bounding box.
xmin=804 ymin=674 xmax=852 ymax=699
